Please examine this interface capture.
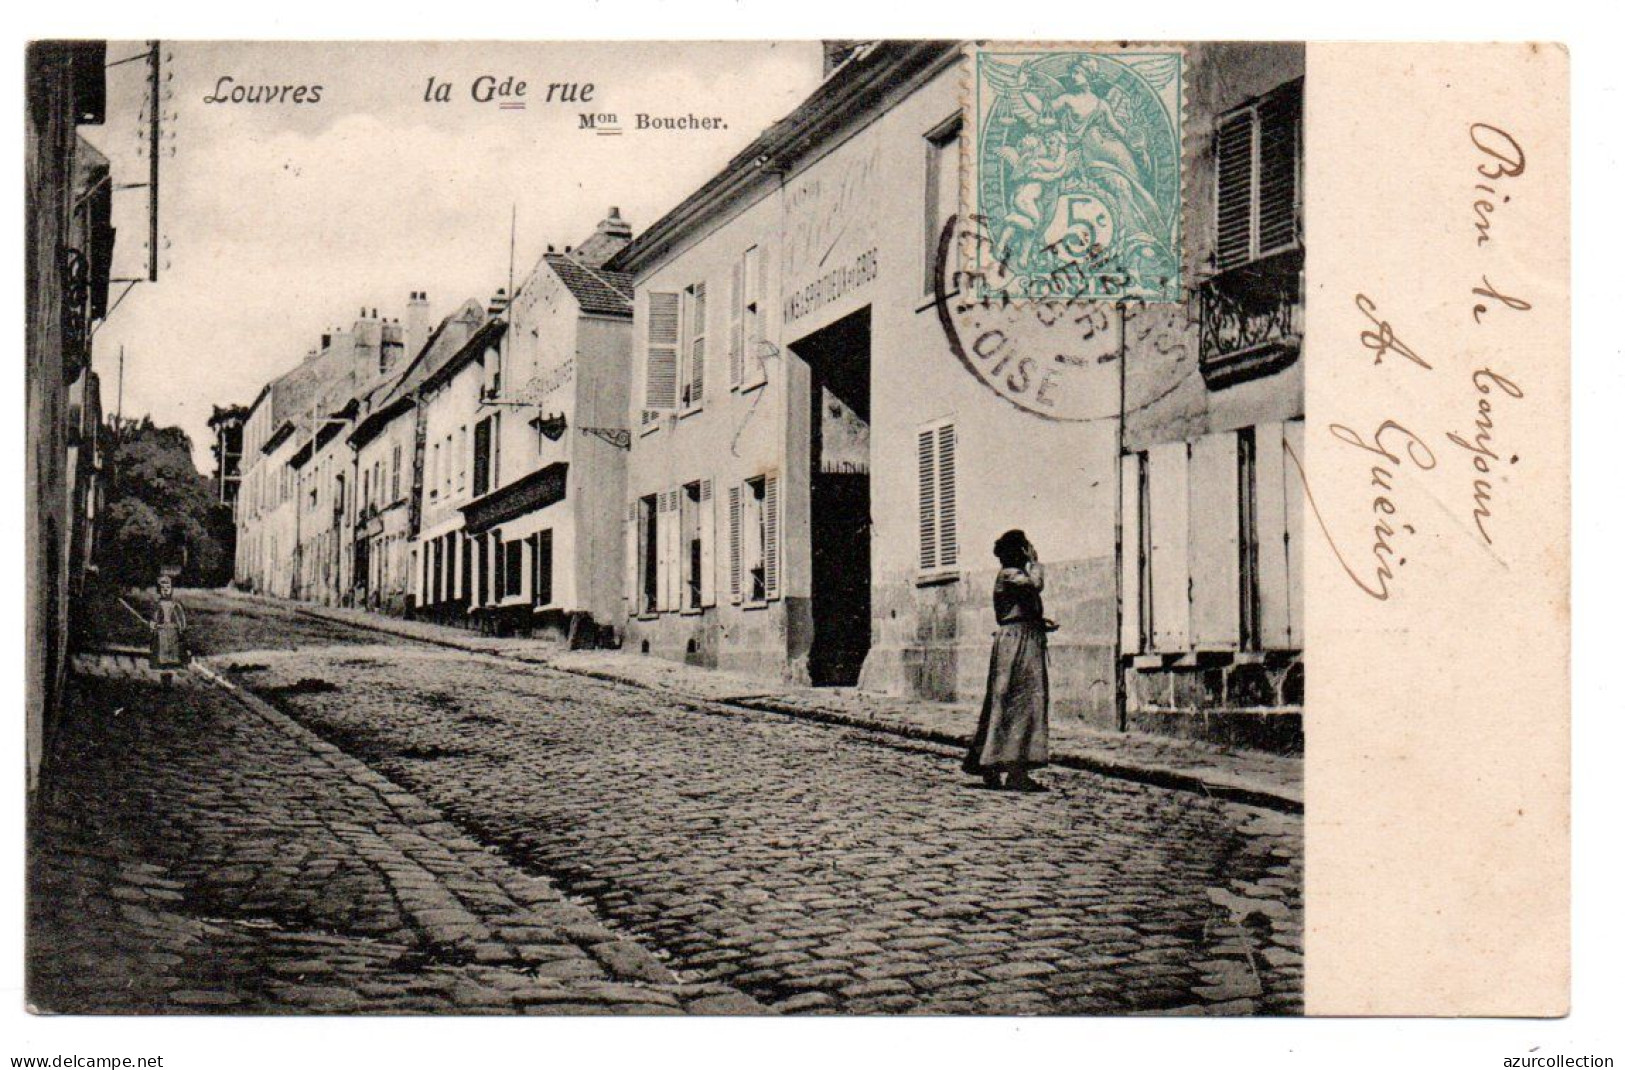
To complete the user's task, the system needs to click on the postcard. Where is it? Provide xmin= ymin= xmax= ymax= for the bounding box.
xmin=23 ymin=39 xmax=1567 ymax=1019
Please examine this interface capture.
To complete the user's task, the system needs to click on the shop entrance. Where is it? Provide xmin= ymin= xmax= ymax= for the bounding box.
xmin=792 ymin=307 xmax=872 ymax=687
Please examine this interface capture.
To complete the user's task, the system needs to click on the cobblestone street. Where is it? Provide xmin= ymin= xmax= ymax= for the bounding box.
xmin=31 ymin=590 xmax=1301 ymax=1015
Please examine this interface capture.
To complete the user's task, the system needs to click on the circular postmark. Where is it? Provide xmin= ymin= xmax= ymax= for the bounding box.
xmin=934 ymin=213 xmax=1121 ymax=422
xmin=932 ymin=214 xmax=1200 ymax=424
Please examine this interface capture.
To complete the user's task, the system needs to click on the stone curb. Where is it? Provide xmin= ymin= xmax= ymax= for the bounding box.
xmin=223 ymin=590 xmax=1301 ymax=815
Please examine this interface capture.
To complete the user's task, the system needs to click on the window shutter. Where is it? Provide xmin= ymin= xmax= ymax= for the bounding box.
xmin=936 ymin=424 xmax=958 ymax=568
xmin=1189 ymin=433 xmax=1241 ymax=650
xmin=1120 ymin=453 xmax=1142 ymax=654
xmin=643 ymin=291 xmax=680 ymax=424
xmin=1148 ymin=441 xmax=1191 ymax=652
xmin=1283 ymin=419 xmax=1305 ymax=649
xmin=729 ymin=257 xmax=745 ymax=389
xmin=699 ymin=478 xmax=717 ymax=607
xmin=762 ymin=475 xmax=780 ymax=600
xmin=624 ymin=500 xmax=639 ymax=610
xmin=1252 ymin=421 xmax=1291 ymax=649
xmin=491 ymin=413 xmax=501 ymax=488
xmin=727 ymin=484 xmax=742 ymax=604
xmin=655 ymin=491 xmax=671 ymax=612
xmin=1215 ymin=112 xmax=1255 ymax=271
xmin=685 ymin=283 xmax=707 ymax=407
xmin=917 ymin=427 xmax=939 ymax=571
xmin=743 ymin=246 xmax=767 ymax=389
xmin=1256 ymin=81 xmax=1301 ymax=257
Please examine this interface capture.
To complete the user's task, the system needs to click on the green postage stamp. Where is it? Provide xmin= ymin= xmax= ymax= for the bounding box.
xmin=966 ymin=45 xmax=1185 ymax=303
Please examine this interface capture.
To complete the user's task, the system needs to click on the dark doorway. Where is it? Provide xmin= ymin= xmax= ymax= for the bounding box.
xmin=793 ymin=307 xmax=872 ymax=687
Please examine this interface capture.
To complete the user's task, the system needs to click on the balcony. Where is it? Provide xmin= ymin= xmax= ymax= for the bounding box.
xmin=1197 ymin=247 xmax=1303 ymax=390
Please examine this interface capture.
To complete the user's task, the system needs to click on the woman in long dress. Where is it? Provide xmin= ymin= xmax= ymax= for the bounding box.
xmin=963 ymin=530 xmax=1050 ymax=792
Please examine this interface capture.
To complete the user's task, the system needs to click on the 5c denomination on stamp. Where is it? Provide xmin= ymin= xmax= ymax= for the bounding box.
xmin=966 ymin=45 xmax=1184 ymax=304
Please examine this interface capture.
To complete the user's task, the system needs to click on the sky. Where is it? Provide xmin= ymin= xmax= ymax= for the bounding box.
xmin=83 ymin=40 xmax=826 ymax=471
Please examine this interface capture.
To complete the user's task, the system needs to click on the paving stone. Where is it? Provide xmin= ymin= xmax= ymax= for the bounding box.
xmin=31 ymin=590 xmax=1303 ymax=1019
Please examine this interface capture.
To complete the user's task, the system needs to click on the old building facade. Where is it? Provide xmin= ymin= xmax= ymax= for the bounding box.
xmin=26 ymin=41 xmax=116 ymax=790
xmin=455 ymin=213 xmax=635 ymax=641
xmin=612 ymin=41 xmax=1304 ymax=748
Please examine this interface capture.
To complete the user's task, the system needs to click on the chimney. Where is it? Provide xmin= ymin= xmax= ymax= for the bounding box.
xmin=380 ymin=320 xmax=405 ymax=376
xmin=572 ymin=206 xmax=633 ymax=268
xmin=488 ymin=288 xmax=509 ymax=317
xmin=406 ymin=291 xmax=430 ymax=360
xmin=353 ymin=309 xmax=382 ymax=381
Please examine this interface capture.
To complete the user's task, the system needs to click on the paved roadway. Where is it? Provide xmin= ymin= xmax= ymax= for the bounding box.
xmin=33 ymin=589 xmax=1301 ymax=1015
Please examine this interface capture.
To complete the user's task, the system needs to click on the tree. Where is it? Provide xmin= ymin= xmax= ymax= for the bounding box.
xmin=96 ymin=417 xmax=233 ymax=587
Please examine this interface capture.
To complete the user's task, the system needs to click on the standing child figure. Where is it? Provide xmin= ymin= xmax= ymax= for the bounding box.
xmin=149 ymin=575 xmax=188 ymax=685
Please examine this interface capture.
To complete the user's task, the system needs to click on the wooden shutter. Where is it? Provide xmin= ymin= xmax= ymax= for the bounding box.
xmin=762 ymin=475 xmax=780 ymax=601
xmin=643 ymin=291 xmax=680 ymax=424
xmin=624 ymin=500 xmax=639 ymax=610
xmin=492 ymin=413 xmax=501 ymax=488
xmin=727 ymin=483 xmax=742 ymax=604
xmin=1119 ymin=453 xmax=1142 ymax=654
xmin=1283 ymin=419 xmax=1306 ymax=649
xmin=472 ymin=418 xmax=490 ymax=495
xmin=1215 ymin=111 xmax=1254 ymax=270
xmin=655 ymin=490 xmax=671 ymax=612
xmin=743 ymin=246 xmax=767 ymax=388
xmin=1189 ymin=433 xmax=1241 ymax=649
xmin=1256 ymin=81 xmax=1301 ymax=257
xmin=1148 ymin=441 xmax=1191 ymax=652
xmin=1252 ymin=421 xmax=1291 ymax=648
xmin=936 ymin=424 xmax=958 ymax=569
xmin=729 ymin=257 xmax=745 ymax=389
xmin=699 ymin=478 xmax=717 ymax=607
xmin=686 ymin=283 xmax=706 ymax=407
xmin=918 ymin=428 xmax=939 ymax=571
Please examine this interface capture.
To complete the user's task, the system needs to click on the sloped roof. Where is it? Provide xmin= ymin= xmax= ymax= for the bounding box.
xmin=544 ymin=252 xmax=633 ymax=318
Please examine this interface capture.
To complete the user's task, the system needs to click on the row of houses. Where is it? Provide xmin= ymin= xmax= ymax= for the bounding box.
xmin=231 ymin=41 xmax=1306 ymax=751
xmin=26 ymin=41 xmax=123 ymax=793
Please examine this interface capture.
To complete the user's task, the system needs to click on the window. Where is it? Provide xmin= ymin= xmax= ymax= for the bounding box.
xmin=638 ymin=494 xmax=658 ymax=614
xmin=430 ymin=441 xmax=441 ymax=499
xmin=916 ymin=420 xmax=958 ymax=575
xmin=503 ymin=538 xmax=523 ymax=600
xmin=730 ymin=247 xmax=767 ymax=390
xmin=361 ymin=468 xmax=371 ymax=511
xmin=1215 ymin=79 xmax=1302 ymax=272
xmin=390 ymin=444 xmax=401 ymax=502
xmin=461 ymin=531 xmax=473 ymax=601
xmin=923 ymin=114 xmax=963 ymax=293
xmin=730 ymin=475 xmax=778 ymax=605
xmin=678 ymin=480 xmax=715 ymax=611
xmin=532 ymin=529 xmax=553 ymax=607
xmin=443 ymin=434 xmax=453 ymax=498
xmin=473 ymin=416 xmax=496 ymax=496
xmin=681 ymin=283 xmax=706 ymax=410
xmin=457 ymin=425 xmax=468 ymax=491
xmin=642 ymin=291 xmax=681 ymax=425
xmin=682 ymin=483 xmax=702 ymax=609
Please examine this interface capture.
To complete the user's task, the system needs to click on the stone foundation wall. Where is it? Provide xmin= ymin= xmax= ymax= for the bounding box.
xmin=863 ymin=555 xmax=1118 ymax=729
xmin=1125 ymin=653 xmax=1303 ymax=753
